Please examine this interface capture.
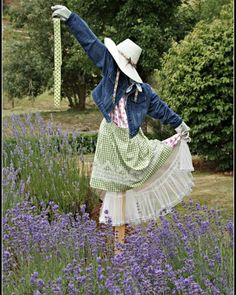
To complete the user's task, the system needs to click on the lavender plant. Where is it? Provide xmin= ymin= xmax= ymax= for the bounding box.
xmin=3 ymin=200 xmax=233 ymax=295
xmin=3 ymin=113 xmax=99 ymax=215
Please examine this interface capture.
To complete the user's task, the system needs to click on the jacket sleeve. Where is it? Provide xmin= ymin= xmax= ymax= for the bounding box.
xmin=147 ymin=86 xmax=182 ymax=128
xmin=65 ymin=12 xmax=110 ymax=73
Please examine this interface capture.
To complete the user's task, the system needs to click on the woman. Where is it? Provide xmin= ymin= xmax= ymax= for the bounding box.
xmin=51 ymin=5 xmax=194 ymax=231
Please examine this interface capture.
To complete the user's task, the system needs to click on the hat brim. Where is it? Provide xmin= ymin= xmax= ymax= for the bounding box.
xmin=104 ymin=37 xmax=143 ymax=83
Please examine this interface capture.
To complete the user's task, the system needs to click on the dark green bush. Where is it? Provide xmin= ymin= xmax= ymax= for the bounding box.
xmin=68 ymin=132 xmax=98 ymax=154
xmin=155 ymin=2 xmax=233 ymax=171
xmin=145 ymin=116 xmax=174 ymax=141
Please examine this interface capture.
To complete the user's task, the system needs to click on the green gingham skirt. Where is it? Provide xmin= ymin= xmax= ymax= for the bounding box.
xmin=90 ymin=118 xmax=173 ymax=192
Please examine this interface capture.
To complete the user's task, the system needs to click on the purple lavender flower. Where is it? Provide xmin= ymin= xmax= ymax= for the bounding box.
xmin=225 ymin=221 xmax=233 ymax=238
xmin=2 ymin=199 xmax=233 ymax=294
xmin=30 ymin=272 xmax=39 ymax=285
xmin=37 ymin=279 xmax=45 ymax=289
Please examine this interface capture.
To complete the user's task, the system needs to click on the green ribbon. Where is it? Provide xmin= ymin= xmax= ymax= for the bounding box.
xmin=53 ymin=18 xmax=62 ymax=108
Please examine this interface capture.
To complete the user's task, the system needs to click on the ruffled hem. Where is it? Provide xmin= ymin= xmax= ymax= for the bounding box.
xmin=99 ymin=139 xmax=194 ymax=226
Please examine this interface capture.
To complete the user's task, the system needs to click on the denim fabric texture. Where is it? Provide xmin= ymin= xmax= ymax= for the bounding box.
xmin=65 ymin=13 xmax=182 ymax=138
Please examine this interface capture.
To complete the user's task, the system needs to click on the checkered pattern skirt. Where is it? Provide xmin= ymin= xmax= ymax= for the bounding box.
xmin=90 ymin=118 xmax=194 ymax=226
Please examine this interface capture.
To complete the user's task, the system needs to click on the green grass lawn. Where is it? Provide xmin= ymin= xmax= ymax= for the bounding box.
xmin=3 ymin=92 xmax=103 ymax=133
xmin=180 ymin=171 xmax=233 ymax=220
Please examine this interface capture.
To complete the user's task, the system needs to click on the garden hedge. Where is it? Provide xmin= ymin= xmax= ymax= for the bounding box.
xmin=155 ymin=3 xmax=233 ymax=171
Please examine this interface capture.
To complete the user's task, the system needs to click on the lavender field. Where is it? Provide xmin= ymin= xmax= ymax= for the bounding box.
xmin=3 ymin=113 xmax=234 ymax=295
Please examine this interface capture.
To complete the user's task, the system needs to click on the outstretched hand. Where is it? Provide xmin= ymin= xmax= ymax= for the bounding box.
xmin=51 ymin=5 xmax=72 ymax=21
xmin=175 ymin=121 xmax=191 ymax=142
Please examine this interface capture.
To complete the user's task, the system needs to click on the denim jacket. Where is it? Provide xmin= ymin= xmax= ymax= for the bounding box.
xmin=65 ymin=12 xmax=182 ymax=138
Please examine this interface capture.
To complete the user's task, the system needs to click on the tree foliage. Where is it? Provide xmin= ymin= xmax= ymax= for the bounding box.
xmin=173 ymin=0 xmax=231 ymax=42
xmin=4 ymin=40 xmax=50 ymax=102
xmin=155 ymin=2 xmax=233 ymax=171
xmin=5 ymin=0 xmax=100 ymax=109
xmin=78 ymin=0 xmax=182 ymax=80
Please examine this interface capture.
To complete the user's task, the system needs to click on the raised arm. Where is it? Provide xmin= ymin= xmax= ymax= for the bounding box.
xmin=51 ymin=5 xmax=110 ymax=72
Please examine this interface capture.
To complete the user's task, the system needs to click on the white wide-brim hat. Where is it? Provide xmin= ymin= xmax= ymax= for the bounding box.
xmin=104 ymin=37 xmax=143 ymax=83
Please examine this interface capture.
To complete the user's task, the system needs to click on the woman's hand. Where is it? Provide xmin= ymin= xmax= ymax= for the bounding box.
xmin=51 ymin=5 xmax=72 ymax=21
xmin=175 ymin=121 xmax=191 ymax=142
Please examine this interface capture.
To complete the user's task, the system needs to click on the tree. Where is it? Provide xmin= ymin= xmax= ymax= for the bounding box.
xmin=3 ymin=40 xmax=50 ymax=106
xmin=6 ymin=0 xmax=100 ymax=110
xmin=78 ymin=0 xmax=183 ymax=81
xmin=155 ymin=2 xmax=233 ymax=171
xmin=173 ymin=0 xmax=231 ymax=42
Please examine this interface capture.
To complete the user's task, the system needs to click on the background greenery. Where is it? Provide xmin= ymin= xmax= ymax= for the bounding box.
xmin=155 ymin=2 xmax=233 ymax=171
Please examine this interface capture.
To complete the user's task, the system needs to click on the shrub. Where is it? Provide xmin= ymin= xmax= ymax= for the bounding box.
xmin=146 ymin=116 xmax=174 ymax=141
xmin=155 ymin=2 xmax=233 ymax=171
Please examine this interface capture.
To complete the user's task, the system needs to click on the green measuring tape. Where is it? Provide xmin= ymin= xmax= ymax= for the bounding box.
xmin=53 ymin=18 xmax=62 ymax=108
